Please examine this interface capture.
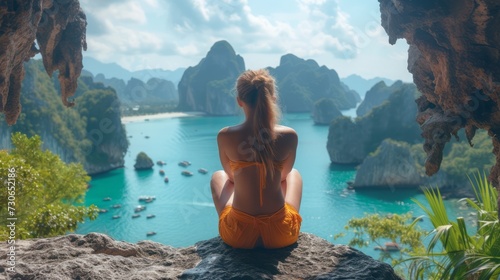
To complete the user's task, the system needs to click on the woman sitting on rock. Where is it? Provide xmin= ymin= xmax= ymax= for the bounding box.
xmin=210 ymin=69 xmax=303 ymax=249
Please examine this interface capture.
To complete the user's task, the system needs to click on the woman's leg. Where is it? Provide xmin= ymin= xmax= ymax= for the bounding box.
xmin=281 ymin=169 xmax=303 ymax=212
xmin=210 ymin=170 xmax=234 ymax=215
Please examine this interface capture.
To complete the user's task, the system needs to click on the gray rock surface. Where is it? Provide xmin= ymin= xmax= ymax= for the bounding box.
xmin=268 ymin=54 xmax=361 ymax=113
xmin=357 ymin=81 xmax=413 ymax=117
xmin=1 ymin=232 xmax=402 ymax=280
xmin=354 ymin=139 xmax=423 ymax=188
xmin=134 ymin=152 xmax=154 ymax=170
xmin=327 ymin=83 xmax=421 ymax=164
xmin=0 ymin=0 xmax=87 ymax=125
xmin=177 ymin=40 xmax=245 ymax=115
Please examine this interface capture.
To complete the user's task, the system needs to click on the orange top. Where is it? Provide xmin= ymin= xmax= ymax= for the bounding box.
xmin=229 ymin=159 xmax=284 ymax=206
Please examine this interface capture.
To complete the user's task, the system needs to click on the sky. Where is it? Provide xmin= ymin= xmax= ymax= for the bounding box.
xmin=79 ymin=0 xmax=412 ymax=81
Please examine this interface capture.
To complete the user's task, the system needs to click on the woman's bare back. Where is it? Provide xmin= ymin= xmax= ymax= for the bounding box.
xmin=217 ymin=124 xmax=298 ymax=215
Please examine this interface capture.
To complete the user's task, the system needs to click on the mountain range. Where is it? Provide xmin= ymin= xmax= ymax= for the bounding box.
xmin=84 ymin=57 xmax=395 ymax=101
xmin=82 ymin=57 xmax=185 ymax=87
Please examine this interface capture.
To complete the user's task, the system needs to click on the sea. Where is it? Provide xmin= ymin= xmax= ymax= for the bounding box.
xmin=76 ymin=110 xmax=473 ymax=259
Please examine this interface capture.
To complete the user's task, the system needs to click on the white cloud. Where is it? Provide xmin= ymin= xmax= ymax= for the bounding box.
xmin=79 ymin=0 xmax=411 ymax=79
xmin=297 ymin=0 xmax=359 ymax=58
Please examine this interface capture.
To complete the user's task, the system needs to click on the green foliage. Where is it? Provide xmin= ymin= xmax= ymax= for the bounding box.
xmin=8 ymin=60 xmax=87 ymax=163
xmin=441 ymin=131 xmax=495 ymax=184
xmin=76 ymin=88 xmax=129 ymax=166
xmin=410 ymin=129 xmax=495 ymax=188
xmin=0 ymin=133 xmax=98 ymax=240
xmin=334 ymin=212 xmax=427 ymax=267
xmin=407 ymin=174 xmax=500 ymax=280
xmin=0 ymin=59 xmax=129 ymax=174
xmin=136 ymin=151 xmax=152 ymax=162
xmin=339 ymin=172 xmax=500 ymax=279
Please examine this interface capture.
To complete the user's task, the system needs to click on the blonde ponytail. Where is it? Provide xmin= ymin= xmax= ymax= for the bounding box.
xmin=237 ymin=69 xmax=281 ymax=179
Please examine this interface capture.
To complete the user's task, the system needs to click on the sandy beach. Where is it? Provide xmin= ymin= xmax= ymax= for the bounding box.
xmin=121 ymin=111 xmax=206 ymax=124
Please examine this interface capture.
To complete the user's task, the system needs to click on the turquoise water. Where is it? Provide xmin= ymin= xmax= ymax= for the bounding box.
xmin=76 ymin=112 xmax=472 ymax=259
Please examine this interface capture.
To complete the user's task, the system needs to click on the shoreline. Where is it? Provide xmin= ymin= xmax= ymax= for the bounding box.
xmin=121 ymin=111 xmax=206 ymax=124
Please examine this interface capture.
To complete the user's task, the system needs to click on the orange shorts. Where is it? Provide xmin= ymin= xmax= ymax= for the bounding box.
xmin=219 ymin=203 xmax=302 ymax=249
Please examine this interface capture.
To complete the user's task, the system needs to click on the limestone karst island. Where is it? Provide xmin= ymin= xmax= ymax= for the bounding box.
xmin=1 ymin=1 xmax=499 ymax=279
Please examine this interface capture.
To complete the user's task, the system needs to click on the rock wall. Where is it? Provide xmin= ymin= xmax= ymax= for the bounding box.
xmin=269 ymin=54 xmax=360 ymax=112
xmin=354 ymin=139 xmax=423 ymax=188
xmin=313 ymin=98 xmax=343 ymax=125
xmin=357 ymin=81 xmax=413 ymax=117
xmin=0 ymin=0 xmax=87 ymax=125
xmin=177 ymin=40 xmax=245 ymax=115
xmin=0 ymin=232 xmax=402 ymax=280
xmin=379 ymin=0 xmax=500 ymax=177
xmin=378 ymin=0 xmax=500 ymax=215
xmin=327 ymin=83 xmax=421 ymax=164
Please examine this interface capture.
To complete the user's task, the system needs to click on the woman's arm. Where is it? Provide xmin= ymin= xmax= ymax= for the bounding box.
xmin=217 ymin=127 xmax=235 ymax=182
xmin=280 ymin=129 xmax=298 ymax=182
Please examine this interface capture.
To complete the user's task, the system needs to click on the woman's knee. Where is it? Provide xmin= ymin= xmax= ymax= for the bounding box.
xmin=211 ymin=170 xmax=227 ymax=189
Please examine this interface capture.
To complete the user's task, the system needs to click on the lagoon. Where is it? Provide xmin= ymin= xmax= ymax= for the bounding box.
xmin=76 ymin=112 xmax=470 ymax=259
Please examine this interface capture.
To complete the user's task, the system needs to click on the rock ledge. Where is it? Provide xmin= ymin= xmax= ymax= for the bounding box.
xmin=1 ymin=232 xmax=402 ymax=280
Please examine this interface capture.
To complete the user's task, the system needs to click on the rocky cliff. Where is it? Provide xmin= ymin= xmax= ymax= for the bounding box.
xmin=313 ymin=98 xmax=343 ymax=125
xmin=93 ymin=75 xmax=178 ymax=108
xmin=134 ymin=151 xmax=154 ymax=170
xmin=353 ymin=129 xmax=494 ymax=197
xmin=269 ymin=54 xmax=360 ymax=113
xmin=0 ymin=232 xmax=401 ymax=280
xmin=378 ymin=0 xmax=500 ymax=213
xmin=0 ymin=0 xmax=86 ymax=125
xmin=0 ymin=60 xmax=128 ymax=175
xmin=353 ymin=139 xmax=423 ymax=188
xmin=357 ymin=81 xmax=415 ymax=117
xmin=327 ymin=83 xmax=421 ymax=164
xmin=177 ymin=40 xmax=245 ymax=115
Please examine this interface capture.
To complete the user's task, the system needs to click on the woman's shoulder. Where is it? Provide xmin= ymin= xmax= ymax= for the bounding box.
xmin=217 ymin=125 xmax=245 ymax=142
xmin=275 ymin=125 xmax=297 ymax=136
xmin=218 ymin=124 xmax=242 ymax=135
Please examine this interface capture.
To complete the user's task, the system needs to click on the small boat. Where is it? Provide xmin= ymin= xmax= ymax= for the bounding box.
xmin=156 ymin=160 xmax=166 ymax=166
xmin=159 ymin=169 xmax=165 ymax=175
xmin=103 ymin=197 xmax=112 ymax=201
xmin=178 ymin=161 xmax=191 ymax=167
xmin=134 ymin=205 xmax=146 ymax=212
xmin=111 ymin=204 xmax=122 ymax=209
xmin=146 ymin=214 xmax=156 ymax=219
xmin=181 ymin=170 xmax=193 ymax=177
xmin=144 ymin=197 xmax=155 ymax=203
xmin=385 ymin=242 xmax=401 ymax=251
xmin=146 ymin=231 xmax=156 ymax=236
xmin=164 ymin=176 xmax=169 ymax=183
xmin=98 ymin=209 xmax=108 ymax=214
xmin=138 ymin=196 xmax=156 ymax=202
xmin=112 ymin=215 xmax=121 ymax=219
xmin=198 ymin=168 xmax=208 ymax=174
xmin=132 ymin=214 xmax=141 ymax=218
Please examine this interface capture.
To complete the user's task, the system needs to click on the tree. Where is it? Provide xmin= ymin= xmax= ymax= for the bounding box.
xmin=338 ymin=173 xmax=500 ymax=279
xmin=334 ymin=212 xmax=427 ymax=269
xmin=0 ymin=133 xmax=98 ymax=240
xmin=408 ymin=174 xmax=500 ymax=280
